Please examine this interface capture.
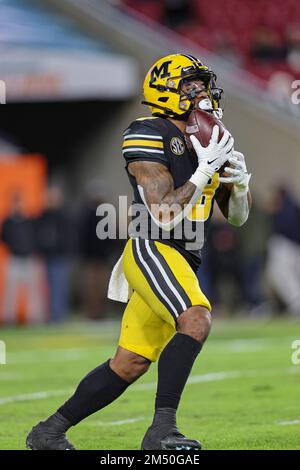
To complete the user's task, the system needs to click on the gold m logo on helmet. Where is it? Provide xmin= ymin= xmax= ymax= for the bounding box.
xmin=150 ymin=60 xmax=172 ymax=85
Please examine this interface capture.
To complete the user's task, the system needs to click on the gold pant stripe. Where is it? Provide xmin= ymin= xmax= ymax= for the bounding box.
xmin=132 ymin=238 xmax=191 ymax=319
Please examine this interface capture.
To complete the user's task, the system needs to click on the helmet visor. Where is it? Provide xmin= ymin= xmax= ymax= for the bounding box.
xmin=180 ymin=67 xmax=214 ymax=88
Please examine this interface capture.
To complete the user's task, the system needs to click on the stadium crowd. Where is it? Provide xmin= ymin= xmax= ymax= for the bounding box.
xmin=0 ymin=181 xmax=122 ymax=325
xmin=119 ymin=0 xmax=300 ymax=104
xmin=199 ymin=187 xmax=300 ymax=316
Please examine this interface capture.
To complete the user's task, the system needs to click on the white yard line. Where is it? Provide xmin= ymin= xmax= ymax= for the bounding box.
xmin=0 ymin=389 xmax=72 ymax=406
xmin=0 ymin=372 xmax=23 ymax=381
xmin=288 ymin=366 xmax=300 ymax=374
xmin=7 ymin=348 xmax=93 ymax=364
xmin=132 ymin=370 xmax=244 ymax=391
xmin=0 ymin=369 xmax=243 ymax=406
xmin=187 ymin=370 xmax=244 ymax=383
xmin=90 ymin=417 xmax=145 ymax=426
xmin=0 ymin=370 xmax=250 ymax=406
xmin=277 ymin=419 xmax=300 ymax=426
xmin=133 ymin=361 xmax=299 ymax=393
xmin=0 ymin=365 xmax=297 ymax=408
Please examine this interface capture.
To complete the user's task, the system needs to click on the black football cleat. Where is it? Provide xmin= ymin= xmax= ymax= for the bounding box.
xmin=141 ymin=424 xmax=201 ymax=450
xmin=26 ymin=413 xmax=75 ymax=450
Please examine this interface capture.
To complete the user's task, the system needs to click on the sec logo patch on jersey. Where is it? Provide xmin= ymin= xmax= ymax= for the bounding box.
xmin=170 ymin=137 xmax=185 ymax=156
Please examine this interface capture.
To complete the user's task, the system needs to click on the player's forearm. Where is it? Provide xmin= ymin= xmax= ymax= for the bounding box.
xmin=157 ymin=176 xmax=212 ymax=225
xmin=129 ymin=161 xmax=204 ymax=226
xmin=140 ymin=179 xmax=201 ymax=227
xmin=151 ymin=165 xmax=213 ymax=221
xmin=228 ymin=187 xmax=252 ymax=227
xmin=161 ymin=180 xmax=199 ymax=208
xmin=217 ymin=150 xmax=252 ymax=226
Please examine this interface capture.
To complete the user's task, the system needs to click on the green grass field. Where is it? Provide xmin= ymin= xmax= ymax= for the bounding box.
xmin=0 ymin=318 xmax=299 ymax=450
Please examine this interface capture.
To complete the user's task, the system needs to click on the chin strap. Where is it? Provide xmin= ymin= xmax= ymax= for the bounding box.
xmin=141 ymin=101 xmax=191 ymax=120
xmin=141 ymin=101 xmax=173 ymax=115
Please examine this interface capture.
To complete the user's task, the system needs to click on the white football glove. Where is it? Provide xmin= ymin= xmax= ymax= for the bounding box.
xmin=219 ymin=151 xmax=251 ymax=194
xmin=189 ymin=126 xmax=234 ymax=187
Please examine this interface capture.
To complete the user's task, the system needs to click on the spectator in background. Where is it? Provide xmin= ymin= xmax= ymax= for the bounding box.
xmin=198 ymin=207 xmax=244 ymax=313
xmin=36 ymin=186 xmax=71 ymax=323
xmin=286 ymin=25 xmax=300 ymax=73
xmin=215 ymin=32 xmax=242 ymax=67
xmin=1 ymin=193 xmax=45 ymax=324
xmin=239 ymin=201 xmax=270 ymax=312
xmin=268 ymin=71 xmax=295 ymax=104
xmin=164 ymin=0 xmax=191 ymax=28
xmin=265 ymin=187 xmax=300 ymax=315
xmin=251 ymin=26 xmax=287 ymax=63
xmin=78 ymin=180 xmax=116 ymax=320
xmin=0 ymin=132 xmax=23 ymax=157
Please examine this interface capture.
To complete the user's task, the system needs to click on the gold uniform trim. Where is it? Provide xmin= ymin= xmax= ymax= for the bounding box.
xmin=123 ymin=139 xmax=164 ymax=149
xmin=135 ymin=117 xmax=158 ymax=121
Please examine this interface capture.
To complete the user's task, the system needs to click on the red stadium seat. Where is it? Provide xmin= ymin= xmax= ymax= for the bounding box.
xmin=121 ymin=0 xmax=300 ymax=83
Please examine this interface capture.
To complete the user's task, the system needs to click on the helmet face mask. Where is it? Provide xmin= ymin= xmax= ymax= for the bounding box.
xmin=142 ymin=54 xmax=224 ymax=120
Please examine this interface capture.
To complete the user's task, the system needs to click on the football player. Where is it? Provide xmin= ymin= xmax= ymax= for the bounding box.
xmin=26 ymin=54 xmax=251 ymax=450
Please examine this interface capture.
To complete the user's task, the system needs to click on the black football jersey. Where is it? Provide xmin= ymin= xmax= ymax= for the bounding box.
xmin=122 ymin=116 xmax=220 ymax=271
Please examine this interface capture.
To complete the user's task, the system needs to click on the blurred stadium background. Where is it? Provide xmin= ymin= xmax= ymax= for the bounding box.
xmin=0 ymin=0 xmax=300 ymax=450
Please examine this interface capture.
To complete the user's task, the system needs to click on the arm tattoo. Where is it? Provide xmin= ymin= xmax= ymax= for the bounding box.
xmin=128 ymin=161 xmax=197 ymax=222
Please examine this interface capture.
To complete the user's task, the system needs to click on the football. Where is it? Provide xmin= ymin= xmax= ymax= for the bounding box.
xmin=185 ymin=109 xmax=230 ymax=176
xmin=185 ymin=108 xmax=226 ymax=149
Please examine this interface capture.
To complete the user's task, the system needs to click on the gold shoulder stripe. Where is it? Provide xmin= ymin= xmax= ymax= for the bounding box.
xmin=135 ymin=117 xmax=158 ymax=121
xmin=123 ymin=139 xmax=164 ymax=149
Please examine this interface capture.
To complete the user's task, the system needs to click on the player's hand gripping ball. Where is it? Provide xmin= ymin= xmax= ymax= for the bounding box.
xmin=185 ymin=109 xmax=232 ymax=177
